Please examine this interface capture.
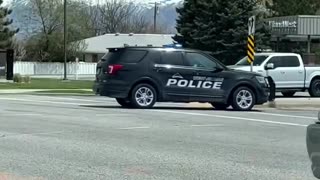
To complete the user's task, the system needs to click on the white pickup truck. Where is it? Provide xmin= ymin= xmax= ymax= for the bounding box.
xmin=229 ymin=53 xmax=320 ymax=97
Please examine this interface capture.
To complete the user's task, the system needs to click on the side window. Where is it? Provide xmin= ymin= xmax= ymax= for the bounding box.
xmin=185 ymin=53 xmax=217 ymax=69
xmin=268 ymin=57 xmax=281 ymax=68
xmin=161 ymin=52 xmax=184 ymax=66
xmin=282 ymin=56 xmax=300 ymax=67
xmin=268 ymin=56 xmax=300 ymax=68
xmin=120 ymin=50 xmax=147 ymax=63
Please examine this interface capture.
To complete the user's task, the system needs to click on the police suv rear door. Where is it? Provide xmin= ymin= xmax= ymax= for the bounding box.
xmin=183 ymin=52 xmax=225 ymax=101
xmin=153 ymin=50 xmax=195 ymax=101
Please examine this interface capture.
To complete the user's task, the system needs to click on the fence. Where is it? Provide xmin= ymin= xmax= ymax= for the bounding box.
xmin=14 ymin=61 xmax=97 ymax=79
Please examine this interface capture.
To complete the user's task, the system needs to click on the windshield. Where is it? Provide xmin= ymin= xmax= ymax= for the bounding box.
xmin=235 ymin=55 xmax=269 ymax=66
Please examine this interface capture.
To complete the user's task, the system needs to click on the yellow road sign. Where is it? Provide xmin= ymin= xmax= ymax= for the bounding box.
xmin=247 ymin=35 xmax=255 ymax=63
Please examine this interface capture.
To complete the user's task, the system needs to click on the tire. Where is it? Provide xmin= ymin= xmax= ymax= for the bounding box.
xmin=130 ymin=83 xmax=157 ymax=109
xmin=211 ymin=103 xmax=229 ymax=110
xmin=281 ymin=91 xmax=296 ymax=97
xmin=231 ymin=86 xmax=256 ymax=111
xmin=116 ymin=98 xmax=132 ymax=108
xmin=309 ymin=79 xmax=320 ymax=97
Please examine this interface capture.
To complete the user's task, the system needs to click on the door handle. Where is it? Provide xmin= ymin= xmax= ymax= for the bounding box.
xmin=298 ymin=70 xmax=303 ymax=73
xmin=154 ymin=67 xmax=163 ymax=72
xmin=280 ymin=71 xmax=285 ymax=74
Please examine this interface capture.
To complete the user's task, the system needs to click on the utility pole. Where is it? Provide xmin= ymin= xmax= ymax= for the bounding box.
xmin=153 ymin=2 xmax=159 ymax=33
xmin=63 ymin=0 xmax=68 ymax=80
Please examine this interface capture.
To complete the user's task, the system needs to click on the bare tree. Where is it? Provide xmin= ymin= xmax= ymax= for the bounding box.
xmin=28 ymin=0 xmax=63 ymax=55
xmin=97 ymin=0 xmax=150 ymax=33
xmin=24 ymin=0 xmax=91 ymax=62
xmin=12 ymin=38 xmax=26 ymax=61
xmin=126 ymin=9 xmax=150 ymax=33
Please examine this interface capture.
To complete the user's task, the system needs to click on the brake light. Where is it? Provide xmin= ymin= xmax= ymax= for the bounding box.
xmin=107 ymin=64 xmax=123 ymax=75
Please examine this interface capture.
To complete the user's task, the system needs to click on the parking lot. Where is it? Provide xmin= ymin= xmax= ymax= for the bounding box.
xmin=0 ymin=94 xmax=318 ymax=180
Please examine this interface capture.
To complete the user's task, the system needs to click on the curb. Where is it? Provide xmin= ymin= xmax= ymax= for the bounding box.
xmin=187 ymin=102 xmax=320 ymax=111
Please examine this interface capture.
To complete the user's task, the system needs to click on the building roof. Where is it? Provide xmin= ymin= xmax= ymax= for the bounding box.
xmin=79 ymin=33 xmax=175 ymax=54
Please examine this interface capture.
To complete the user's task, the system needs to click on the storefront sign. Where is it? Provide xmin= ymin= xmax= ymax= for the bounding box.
xmin=269 ymin=20 xmax=297 ymax=28
xmin=267 ymin=16 xmax=298 ymax=35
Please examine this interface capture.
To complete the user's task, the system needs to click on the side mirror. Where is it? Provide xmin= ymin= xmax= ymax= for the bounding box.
xmin=212 ymin=67 xmax=224 ymax=73
xmin=265 ymin=63 xmax=275 ymax=70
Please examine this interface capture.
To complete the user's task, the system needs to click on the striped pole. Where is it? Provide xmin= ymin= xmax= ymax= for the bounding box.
xmin=247 ymin=35 xmax=255 ymax=72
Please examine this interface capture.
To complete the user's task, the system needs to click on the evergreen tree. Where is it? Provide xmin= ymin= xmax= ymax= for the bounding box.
xmin=268 ymin=0 xmax=320 ymax=16
xmin=0 ymin=0 xmax=18 ymax=49
xmin=175 ymin=0 xmax=270 ymax=65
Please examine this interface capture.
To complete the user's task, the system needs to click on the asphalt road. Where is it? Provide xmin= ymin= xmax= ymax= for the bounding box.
xmin=0 ymin=94 xmax=318 ymax=180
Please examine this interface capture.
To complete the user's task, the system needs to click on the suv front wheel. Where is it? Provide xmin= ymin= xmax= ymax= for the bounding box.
xmin=211 ymin=103 xmax=229 ymax=110
xmin=130 ymin=84 xmax=157 ymax=108
xmin=231 ymin=86 xmax=256 ymax=111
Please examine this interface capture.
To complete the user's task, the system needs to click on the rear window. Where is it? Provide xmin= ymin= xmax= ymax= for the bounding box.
xmin=102 ymin=49 xmax=147 ymax=63
xmin=282 ymin=56 xmax=300 ymax=67
xmin=161 ymin=52 xmax=184 ymax=66
xmin=120 ymin=50 xmax=147 ymax=63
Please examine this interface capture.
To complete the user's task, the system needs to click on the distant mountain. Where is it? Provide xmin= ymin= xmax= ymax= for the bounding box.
xmin=8 ymin=0 xmax=181 ymax=40
xmin=144 ymin=2 xmax=182 ymax=33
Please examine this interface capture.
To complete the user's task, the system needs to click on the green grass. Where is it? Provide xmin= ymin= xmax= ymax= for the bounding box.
xmin=33 ymin=90 xmax=94 ymax=94
xmin=0 ymin=78 xmax=94 ymax=89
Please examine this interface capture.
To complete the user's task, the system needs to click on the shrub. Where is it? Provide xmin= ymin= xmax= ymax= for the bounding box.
xmin=13 ymin=74 xmax=22 ymax=83
xmin=23 ymin=75 xmax=31 ymax=83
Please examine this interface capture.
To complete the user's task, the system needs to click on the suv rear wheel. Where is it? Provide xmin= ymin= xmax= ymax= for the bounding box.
xmin=231 ymin=86 xmax=256 ymax=111
xmin=130 ymin=84 xmax=157 ymax=108
xmin=116 ymin=98 xmax=132 ymax=108
xmin=309 ymin=79 xmax=320 ymax=97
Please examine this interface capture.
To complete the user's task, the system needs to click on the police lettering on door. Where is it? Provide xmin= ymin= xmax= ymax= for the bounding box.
xmin=166 ymin=74 xmax=224 ymax=89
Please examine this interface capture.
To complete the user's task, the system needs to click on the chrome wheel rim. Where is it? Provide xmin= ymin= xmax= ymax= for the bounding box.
xmin=236 ymin=90 xmax=253 ymax=109
xmin=135 ymin=87 xmax=154 ymax=106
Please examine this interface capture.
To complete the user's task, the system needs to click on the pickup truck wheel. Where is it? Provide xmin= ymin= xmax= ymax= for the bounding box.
xmin=116 ymin=98 xmax=132 ymax=108
xmin=309 ymin=79 xmax=320 ymax=97
xmin=231 ymin=87 xmax=256 ymax=111
xmin=130 ymin=84 xmax=157 ymax=109
xmin=281 ymin=91 xmax=296 ymax=97
xmin=211 ymin=103 xmax=229 ymax=110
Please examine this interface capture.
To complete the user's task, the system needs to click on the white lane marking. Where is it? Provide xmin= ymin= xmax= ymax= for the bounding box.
xmin=151 ymin=110 xmax=308 ymax=127
xmin=28 ymin=95 xmax=113 ymax=103
xmin=2 ymin=113 xmax=42 ymax=116
xmin=3 ymin=131 xmax=65 ymax=138
xmin=117 ymin=126 xmax=150 ymax=130
xmin=94 ymin=114 xmax=125 ymax=117
xmin=191 ymin=124 xmax=224 ymax=127
xmin=0 ymin=97 xmax=93 ymax=106
xmin=248 ymin=111 xmax=317 ymax=120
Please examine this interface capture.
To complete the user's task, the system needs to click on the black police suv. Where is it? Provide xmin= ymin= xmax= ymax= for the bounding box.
xmin=93 ymin=47 xmax=269 ymax=111
xmin=306 ymin=112 xmax=320 ymax=179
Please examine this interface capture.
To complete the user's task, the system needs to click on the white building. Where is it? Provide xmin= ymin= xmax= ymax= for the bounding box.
xmin=79 ymin=33 xmax=175 ymax=62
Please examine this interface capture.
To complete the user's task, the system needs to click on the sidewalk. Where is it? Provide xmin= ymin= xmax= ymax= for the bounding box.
xmin=266 ymin=98 xmax=320 ymax=110
xmin=188 ymin=98 xmax=320 ymax=110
